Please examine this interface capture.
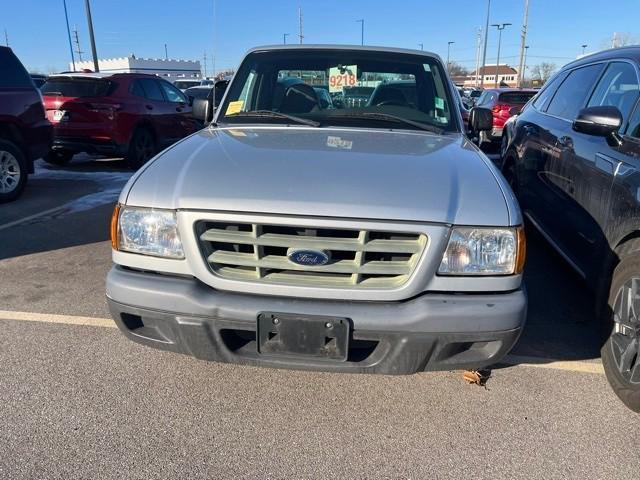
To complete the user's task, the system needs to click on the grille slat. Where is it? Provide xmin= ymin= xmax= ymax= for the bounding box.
xmin=208 ymin=251 xmax=411 ymax=275
xmin=200 ymin=229 xmax=422 ymax=253
xmin=197 ymin=220 xmax=427 ymax=289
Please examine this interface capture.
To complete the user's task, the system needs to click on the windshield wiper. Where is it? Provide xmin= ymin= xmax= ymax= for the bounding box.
xmin=331 ymin=112 xmax=444 ymax=134
xmin=226 ymin=110 xmax=321 ymax=127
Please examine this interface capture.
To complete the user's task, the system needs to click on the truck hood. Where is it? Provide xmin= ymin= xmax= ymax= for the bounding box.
xmin=124 ymin=126 xmax=513 ymax=226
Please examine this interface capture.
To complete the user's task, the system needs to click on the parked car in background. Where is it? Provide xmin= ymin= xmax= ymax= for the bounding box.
xmin=108 ymin=45 xmax=526 ymax=377
xmin=500 ymin=46 xmax=640 ymax=412
xmin=173 ymin=79 xmax=204 ymax=91
xmin=0 ymin=46 xmax=52 ymax=203
xmin=184 ymin=80 xmax=228 ymax=105
xmin=184 ymin=80 xmax=229 ymax=125
xmin=474 ymin=88 xmax=537 ymax=149
xmin=30 ymin=73 xmax=48 ymax=88
xmin=41 ymin=72 xmax=197 ymax=169
xmin=467 ymin=88 xmax=483 ymax=106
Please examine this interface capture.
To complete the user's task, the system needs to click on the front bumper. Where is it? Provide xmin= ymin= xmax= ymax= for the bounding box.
xmin=106 ymin=266 xmax=527 ymax=374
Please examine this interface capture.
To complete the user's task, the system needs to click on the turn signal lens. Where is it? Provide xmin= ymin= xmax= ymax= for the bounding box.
xmin=515 ymin=226 xmax=526 ymax=274
xmin=110 ymin=204 xmax=120 ymax=250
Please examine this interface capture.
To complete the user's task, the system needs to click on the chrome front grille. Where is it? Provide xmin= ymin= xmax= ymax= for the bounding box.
xmin=196 ymin=220 xmax=427 ymax=289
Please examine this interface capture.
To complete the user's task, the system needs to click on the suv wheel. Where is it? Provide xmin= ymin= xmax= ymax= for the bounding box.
xmin=0 ymin=139 xmax=27 ymax=203
xmin=126 ymin=128 xmax=156 ymax=170
xmin=601 ymin=245 xmax=640 ymax=412
xmin=45 ymin=150 xmax=74 ymax=166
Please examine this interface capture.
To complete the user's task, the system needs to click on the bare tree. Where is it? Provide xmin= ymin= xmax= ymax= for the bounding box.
xmin=215 ymin=69 xmax=235 ymax=80
xmin=530 ymin=62 xmax=557 ymax=83
xmin=447 ymin=62 xmax=469 ymax=77
xmin=606 ymin=32 xmax=640 ymax=48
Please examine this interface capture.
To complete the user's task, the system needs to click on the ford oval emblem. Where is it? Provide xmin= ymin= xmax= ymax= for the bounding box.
xmin=287 ymin=248 xmax=330 ymax=266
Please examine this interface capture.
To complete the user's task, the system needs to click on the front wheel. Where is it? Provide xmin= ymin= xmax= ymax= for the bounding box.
xmin=0 ymin=140 xmax=28 ymax=203
xmin=601 ymin=247 xmax=640 ymax=413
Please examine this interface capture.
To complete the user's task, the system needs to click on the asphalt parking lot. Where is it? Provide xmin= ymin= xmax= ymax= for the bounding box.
xmin=1 ymin=156 xmax=638 ymax=479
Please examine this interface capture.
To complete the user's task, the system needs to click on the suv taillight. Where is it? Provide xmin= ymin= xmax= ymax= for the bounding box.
xmin=491 ymin=104 xmax=511 ymax=114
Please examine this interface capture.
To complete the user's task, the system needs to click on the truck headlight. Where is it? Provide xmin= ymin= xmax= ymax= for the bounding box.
xmin=438 ymin=226 xmax=525 ymax=275
xmin=111 ymin=205 xmax=184 ymax=259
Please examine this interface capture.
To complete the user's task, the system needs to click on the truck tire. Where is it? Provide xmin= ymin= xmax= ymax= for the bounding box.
xmin=126 ymin=127 xmax=156 ymax=170
xmin=45 ymin=150 xmax=74 ymax=166
xmin=0 ymin=139 xmax=28 ymax=203
xmin=601 ymin=241 xmax=640 ymax=412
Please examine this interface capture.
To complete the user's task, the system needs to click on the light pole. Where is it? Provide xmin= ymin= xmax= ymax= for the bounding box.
xmin=62 ymin=0 xmax=76 ymax=71
xmin=491 ymin=23 xmax=511 ymax=88
xmin=84 ymin=0 xmax=99 ymax=72
xmin=581 ymin=44 xmax=588 ymax=55
xmin=418 ymin=43 xmax=423 ymax=51
xmin=356 ymin=19 xmax=364 ymax=45
xmin=283 ymin=33 xmax=289 ymax=45
xmin=480 ymin=0 xmax=492 ymax=87
xmin=522 ymin=45 xmax=529 ymax=86
xmin=446 ymin=41 xmax=455 ymax=72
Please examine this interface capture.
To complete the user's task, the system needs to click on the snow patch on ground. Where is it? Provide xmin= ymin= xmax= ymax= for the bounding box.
xmin=33 ymin=160 xmax=133 ymax=214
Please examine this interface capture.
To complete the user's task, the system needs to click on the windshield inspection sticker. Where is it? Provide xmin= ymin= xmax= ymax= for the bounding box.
xmin=435 ymin=97 xmax=445 ymax=110
xmin=225 ymin=100 xmax=244 ymax=115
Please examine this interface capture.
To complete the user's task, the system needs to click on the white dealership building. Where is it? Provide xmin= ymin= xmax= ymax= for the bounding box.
xmin=70 ymin=55 xmax=202 ymax=80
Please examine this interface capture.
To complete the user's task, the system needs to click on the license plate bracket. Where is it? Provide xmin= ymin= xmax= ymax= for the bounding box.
xmin=257 ymin=312 xmax=350 ymax=361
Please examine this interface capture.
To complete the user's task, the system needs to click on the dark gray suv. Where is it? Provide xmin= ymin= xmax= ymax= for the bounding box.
xmin=500 ymin=46 xmax=640 ymax=412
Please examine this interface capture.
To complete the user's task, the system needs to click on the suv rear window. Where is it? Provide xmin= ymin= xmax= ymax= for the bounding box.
xmin=41 ymin=78 xmax=114 ymax=97
xmin=498 ymin=92 xmax=536 ymax=104
xmin=0 ymin=47 xmax=33 ymax=88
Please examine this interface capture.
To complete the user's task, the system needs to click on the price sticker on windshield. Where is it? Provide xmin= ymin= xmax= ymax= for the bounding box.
xmin=329 ymin=65 xmax=358 ymax=93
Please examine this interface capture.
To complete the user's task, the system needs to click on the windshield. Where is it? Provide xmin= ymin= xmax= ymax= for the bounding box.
xmin=217 ymin=49 xmax=457 ymax=132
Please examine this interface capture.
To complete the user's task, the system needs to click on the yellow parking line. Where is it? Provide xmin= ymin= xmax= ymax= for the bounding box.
xmin=0 ymin=310 xmax=115 ymax=328
xmin=502 ymin=354 xmax=604 ymax=375
xmin=0 ymin=310 xmax=606 ymax=374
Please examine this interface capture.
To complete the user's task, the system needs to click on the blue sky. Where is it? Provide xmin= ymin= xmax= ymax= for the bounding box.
xmin=3 ymin=0 xmax=637 ymax=75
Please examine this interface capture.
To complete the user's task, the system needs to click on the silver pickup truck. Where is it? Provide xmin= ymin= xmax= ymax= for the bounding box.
xmin=107 ymin=45 xmax=527 ymax=374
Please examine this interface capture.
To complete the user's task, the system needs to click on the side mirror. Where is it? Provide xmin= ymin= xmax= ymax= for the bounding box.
xmin=573 ymin=106 xmax=622 ymax=137
xmin=192 ymin=97 xmax=213 ymax=124
xmin=470 ymin=107 xmax=493 ymax=131
xmin=509 ymin=106 xmax=521 ymax=116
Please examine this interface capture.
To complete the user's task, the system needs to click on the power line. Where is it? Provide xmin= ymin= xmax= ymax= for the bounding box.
xmin=62 ymin=0 xmax=76 ymax=71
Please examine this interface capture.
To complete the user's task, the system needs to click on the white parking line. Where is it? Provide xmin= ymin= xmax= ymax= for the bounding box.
xmin=0 ymin=310 xmax=116 ymax=328
xmin=0 ymin=309 xmax=606 ymax=374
